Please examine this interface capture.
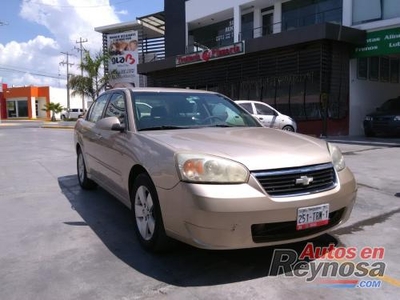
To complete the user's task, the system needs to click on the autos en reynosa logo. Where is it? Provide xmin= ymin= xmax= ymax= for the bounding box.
xmin=268 ymin=243 xmax=386 ymax=284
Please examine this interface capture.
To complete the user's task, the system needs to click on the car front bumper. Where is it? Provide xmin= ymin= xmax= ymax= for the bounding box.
xmin=364 ymin=120 xmax=400 ymax=135
xmin=157 ymin=167 xmax=357 ymax=250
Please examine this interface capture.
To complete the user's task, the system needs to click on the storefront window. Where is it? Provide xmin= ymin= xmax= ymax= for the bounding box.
xmin=7 ymin=100 xmax=28 ymax=118
xmin=17 ymin=101 xmax=28 ymax=117
xmin=380 ymin=57 xmax=390 ymax=82
xmin=7 ymin=101 xmax=16 ymax=118
xmin=390 ymin=59 xmax=399 ymax=83
xmin=357 ymin=58 xmax=368 ymax=80
xmin=369 ymin=57 xmax=380 ymax=81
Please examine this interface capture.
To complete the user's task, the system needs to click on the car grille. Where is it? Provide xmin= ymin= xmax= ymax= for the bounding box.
xmin=251 ymin=208 xmax=345 ymax=243
xmin=372 ymin=116 xmax=392 ymax=126
xmin=252 ymin=163 xmax=337 ymax=197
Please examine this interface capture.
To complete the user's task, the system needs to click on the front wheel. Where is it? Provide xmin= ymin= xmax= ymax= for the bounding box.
xmin=131 ymin=174 xmax=171 ymax=252
xmin=282 ymin=125 xmax=295 ymax=132
xmin=77 ymin=148 xmax=97 ymax=190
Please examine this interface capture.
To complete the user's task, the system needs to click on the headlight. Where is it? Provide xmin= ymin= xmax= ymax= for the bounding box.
xmin=327 ymin=143 xmax=346 ymax=172
xmin=394 ymin=116 xmax=400 ymax=121
xmin=176 ymin=153 xmax=249 ymax=183
xmin=365 ymin=116 xmax=373 ymax=121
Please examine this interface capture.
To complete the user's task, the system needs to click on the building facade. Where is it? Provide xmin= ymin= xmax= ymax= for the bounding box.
xmin=0 ymin=85 xmax=85 ymax=120
xmin=135 ymin=0 xmax=400 ymax=136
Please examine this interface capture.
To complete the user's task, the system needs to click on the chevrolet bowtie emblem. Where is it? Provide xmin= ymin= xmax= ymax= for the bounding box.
xmin=295 ymin=175 xmax=314 ymax=186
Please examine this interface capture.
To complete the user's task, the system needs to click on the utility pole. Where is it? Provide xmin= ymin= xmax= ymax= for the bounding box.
xmin=75 ymin=37 xmax=88 ymax=110
xmin=60 ymin=52 xmax=74 ymax=114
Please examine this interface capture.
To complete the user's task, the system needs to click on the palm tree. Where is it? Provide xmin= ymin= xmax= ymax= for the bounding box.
xmin=42 ymin=102 xmax=64 ymax=122
xmin=69 ymin=49 xmax=117 ymax=102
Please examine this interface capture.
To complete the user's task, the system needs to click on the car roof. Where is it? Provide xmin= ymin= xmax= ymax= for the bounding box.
xmin=236 ymin=100 xmax=272 ymax=105
xmin=109 ymin=87 xmax=220 ymax=95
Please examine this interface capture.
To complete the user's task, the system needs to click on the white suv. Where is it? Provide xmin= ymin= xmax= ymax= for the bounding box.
xmin=60 ymin=108 xmax=84 ymax=120
xmin=236 ymin=100 xmax=297 ymax=132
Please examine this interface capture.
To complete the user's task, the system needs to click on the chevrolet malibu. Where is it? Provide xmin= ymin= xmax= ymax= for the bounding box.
xmin=74 ymin=87 xmax=357 ymax=252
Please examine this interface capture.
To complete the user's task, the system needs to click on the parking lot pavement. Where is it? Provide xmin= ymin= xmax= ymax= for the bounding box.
xmin=0 ymin=128 xmax=399 ymax=300
xmin=0 ymin=120 xmax=75 ymax=129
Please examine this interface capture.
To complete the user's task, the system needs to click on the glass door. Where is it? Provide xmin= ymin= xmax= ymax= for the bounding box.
xmin=262 ymin=12 xmax=274 ymax=36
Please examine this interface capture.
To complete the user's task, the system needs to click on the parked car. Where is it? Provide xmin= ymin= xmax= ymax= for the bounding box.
xmin=364 ymin=97 xmax=400 ymax=137
xmin=236 ymin=100 xmax=297 ymax=132
xmin=74 ymin=87 xmax=356 ymax=252
xmin=61 ymin=108 xmax=84 ymax=120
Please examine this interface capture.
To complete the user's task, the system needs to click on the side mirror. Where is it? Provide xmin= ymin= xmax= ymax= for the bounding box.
xmin=95 ymin=116 xmax=125 ymax=132
xmin=111 ymin=123 xmax=125 ymax=133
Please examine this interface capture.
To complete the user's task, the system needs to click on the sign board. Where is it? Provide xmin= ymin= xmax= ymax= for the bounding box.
xmin=176 ymin=42 xmax=245 ymax=67
xmin=353 ymin=27 xmax=400 ymax=58
xmin=107 ymin=30 xmax=139 ymax=87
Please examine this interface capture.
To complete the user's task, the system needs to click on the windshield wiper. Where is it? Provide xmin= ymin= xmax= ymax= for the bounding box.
xmin=138 ymin=125 xmax=191 ymax=131
xmin=207 ymin=124 xmax=235 ymax=127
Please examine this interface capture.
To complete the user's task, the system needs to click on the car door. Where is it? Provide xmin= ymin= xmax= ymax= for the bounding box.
xmin=253 ymin=102 xmax=278 ymax=128
xmin=80 ymin=93 xmax=109 ymax=181
xmin=93 ymin=92 xmax=130 ymax=202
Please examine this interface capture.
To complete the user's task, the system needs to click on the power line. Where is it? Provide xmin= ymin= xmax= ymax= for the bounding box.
xmin=0 ymin=65 xmax=65 ymax=80
xmin=27 ymin=0 xmax=133 ymax=9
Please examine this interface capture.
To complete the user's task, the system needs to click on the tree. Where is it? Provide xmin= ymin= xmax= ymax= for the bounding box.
xmin=42 ymin=102 xmax=64 ymax=122
xmin=68 ymin=49 xmax=117 ymax=102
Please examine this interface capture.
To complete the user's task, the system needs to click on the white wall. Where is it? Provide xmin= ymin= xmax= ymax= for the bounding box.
xmin=349 ymin=59 xmax=400 ymax=136
xmin=49 ymin=87 xmax=88 ymax=110
xmin=186 ymin=0 xmax=277 ymax=22
xmin=186 ymin=0 xmax=248 ymax=22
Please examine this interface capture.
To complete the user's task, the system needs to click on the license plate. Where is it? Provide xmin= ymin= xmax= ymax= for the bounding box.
xmin=297 ymin=204 xmax=329 ymax=230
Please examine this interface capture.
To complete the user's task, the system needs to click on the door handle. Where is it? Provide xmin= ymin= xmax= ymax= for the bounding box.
xmin=258 ymin=117 xmax=264 ymax=120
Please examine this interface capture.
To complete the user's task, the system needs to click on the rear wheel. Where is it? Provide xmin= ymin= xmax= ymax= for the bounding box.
xmin=131 ymin=173 xmax=171 ymax=252
xmin=77 ymin=148 xmax=97 ymax=190
xmin=282 ymin=125 xmax=295 ymax=132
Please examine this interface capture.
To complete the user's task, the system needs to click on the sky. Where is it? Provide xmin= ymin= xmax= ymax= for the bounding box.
xmin=0 ymin=0 xmax=164 ymax=88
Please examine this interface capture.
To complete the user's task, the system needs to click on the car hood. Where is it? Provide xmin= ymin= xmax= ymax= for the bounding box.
xmin=367 ymin=110 xmax=400 ymax=117
xmin=141 ymin=127 xmax=332 ymax=171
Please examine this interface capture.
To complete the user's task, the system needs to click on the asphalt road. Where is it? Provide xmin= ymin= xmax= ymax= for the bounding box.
xmin=0 ymin=127 xmax=399 ymax=300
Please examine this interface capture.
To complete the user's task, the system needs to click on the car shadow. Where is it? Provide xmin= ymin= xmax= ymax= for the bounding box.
xmin=58 ymin=174 xmax=342 ymax=287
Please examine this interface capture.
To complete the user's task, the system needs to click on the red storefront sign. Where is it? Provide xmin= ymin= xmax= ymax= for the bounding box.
xmin=176 ymin=42 xmax=245 ymax=66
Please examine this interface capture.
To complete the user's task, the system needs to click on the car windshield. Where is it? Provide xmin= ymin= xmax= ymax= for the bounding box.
xmin=380 ymin=98 xmax=400 ymax=111
xmin=131 ymin=91 xmax=261 ymax=131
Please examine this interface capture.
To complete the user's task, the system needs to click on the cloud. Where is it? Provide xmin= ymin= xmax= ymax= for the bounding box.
xmin=115 ymin=9 xmax=129 ymax=15
xmin=1 ymin=0 xmax=124 ymax=87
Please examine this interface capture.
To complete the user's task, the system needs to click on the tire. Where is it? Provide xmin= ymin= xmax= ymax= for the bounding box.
xmin=77 ymin=148 xmax=97 ymax=190
xmin=282 ymin=125 xmax=295 ymax=132
xmin=131 ymin=173 xmax=171 ymax=252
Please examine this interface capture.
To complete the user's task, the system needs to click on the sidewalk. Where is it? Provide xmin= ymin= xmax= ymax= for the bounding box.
xmin=324 ymin=135 xmax=400 ymax=153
